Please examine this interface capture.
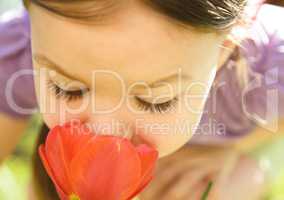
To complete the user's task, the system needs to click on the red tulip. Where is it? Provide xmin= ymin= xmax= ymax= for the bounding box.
xmin=39 ymin=121 xmax=158 ymax=200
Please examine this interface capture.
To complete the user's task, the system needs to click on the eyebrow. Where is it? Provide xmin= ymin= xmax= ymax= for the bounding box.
xmin=33 ymin=54 xmax=190 ymax=90
xmin=148 ymin=72 xmax=191 ymax=88
xmin=32 ymin=54 xmax=85 ymax=83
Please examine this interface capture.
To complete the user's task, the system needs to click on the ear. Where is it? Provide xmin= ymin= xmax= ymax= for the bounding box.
xmin=217 ymin=38 xmax=236 ymax=70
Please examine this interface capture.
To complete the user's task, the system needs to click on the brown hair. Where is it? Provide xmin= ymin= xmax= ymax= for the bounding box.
xmin=24 ymin=0 xmax=246 ymax=30
xmin=26 ymin=0 xmax=247 ymax=199
xmin=267 ymin=0 xmax=284 ymax=6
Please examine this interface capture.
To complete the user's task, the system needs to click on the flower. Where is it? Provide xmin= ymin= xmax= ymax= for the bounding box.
xmin=39 ymin=121 xmax=158 ymax=200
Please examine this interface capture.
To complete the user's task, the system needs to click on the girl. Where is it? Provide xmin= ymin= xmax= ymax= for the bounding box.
xmin=0 ymin=0 xmax=284 ymax=199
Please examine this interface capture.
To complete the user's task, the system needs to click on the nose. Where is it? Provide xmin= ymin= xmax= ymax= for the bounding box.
xmin=84 ymin=117 xmax=153 ymax=148
xmin=77 ymin=97 xmax=155 ymax=148
xmin=83 ymin=105 xmax=134 ymax=139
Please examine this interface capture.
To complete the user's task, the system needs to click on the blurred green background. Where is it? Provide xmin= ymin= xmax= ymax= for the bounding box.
xmin=0 ymin=0 xmax=22 ymax=14
xmin=0 ymin=1 xmax=284 ymax=200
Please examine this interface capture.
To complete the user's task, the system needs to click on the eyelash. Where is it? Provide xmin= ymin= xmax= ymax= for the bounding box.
xmin=47 ymin=80 xmax=178 ymax=113
xmin=47 ymin=80 xmax=89 ymax=102
xmin=134 ymin=96 xmax=178 ymax=114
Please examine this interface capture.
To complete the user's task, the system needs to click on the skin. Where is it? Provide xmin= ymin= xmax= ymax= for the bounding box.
xmin=29 ymin=1 xmax=225 ymax=158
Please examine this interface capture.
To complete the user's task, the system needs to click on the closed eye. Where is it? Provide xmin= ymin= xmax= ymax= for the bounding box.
xmin=47 ymin=80 xmax=90 ymax=101
xmin=134 ymin=96 xmax=178 ymax=114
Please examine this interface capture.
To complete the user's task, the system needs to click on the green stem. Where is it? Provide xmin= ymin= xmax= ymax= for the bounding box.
xmin=201 ymin=181 xmax=213 ymax=200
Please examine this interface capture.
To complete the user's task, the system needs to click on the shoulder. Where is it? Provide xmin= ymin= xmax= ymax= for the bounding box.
xmin=0 ymin=7 xmax=32 ymax=70
xmin=241 ymin=4 xmax=284 ymax=64
xmin=238 ymin=4 xmax=284 ymax=134
xmin=254 ymin=4 xmax=284 ymax=37
xmin=0 ymin=7 xmax=30 ymax=54
xmin=0 ymin=7 xmax=32 ymax=76
xmin=191 ymin=5 xmax=284 ymax=144
xmin=0 ymin=7 xmax=30 ymax=32
xmin=0 ymin=8 xmax=36 ymax=119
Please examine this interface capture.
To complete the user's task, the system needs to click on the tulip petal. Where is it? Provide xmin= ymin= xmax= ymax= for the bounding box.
xmin=60 ymin=122 xmax=94 ymax=161
xmin=55 ymin=184 xmax=70 ymax=200
xmin=44 ymin=123 xmax=94 ymax=194
xmin=70 ymin=136 xmax=142 ymax=200
xmin=38 ymin=145 xmax=58 ymax=188
xmin=127 ymin=176 xmax=154 ymax=200
xmin=39 ymin=121 xmax=158 ymax=200
xmin=136 ymin=144 xmax=158 ymax=186
xmin=127 ymin=144 xmax=158 ymax=200
xmin=39 ymin=145 xmax=69 ymax=200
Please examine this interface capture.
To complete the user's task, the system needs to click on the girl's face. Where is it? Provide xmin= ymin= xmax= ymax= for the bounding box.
xmin=29 ymin=1 xmax=226 ymax=157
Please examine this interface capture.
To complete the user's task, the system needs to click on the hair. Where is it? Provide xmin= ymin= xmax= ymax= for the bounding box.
xmin=267 ymin=0 xmax=284 ymax=6
xmin=23 ymin=0 xmax=247 ymax=30
xmin=25 ymin=0 xmax=247 ymax=199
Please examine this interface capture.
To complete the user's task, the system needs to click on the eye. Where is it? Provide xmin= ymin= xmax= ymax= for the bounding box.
xmin=47 ymin=80 xmax=89 ymax=101
xmin=134 ymin=96 xmax=178 ymax=114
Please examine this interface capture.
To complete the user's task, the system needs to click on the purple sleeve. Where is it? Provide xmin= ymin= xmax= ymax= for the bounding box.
xmin=0 ymin=8 xmax=37 ymax=119
xmin=191 ymin=4 xmax=284 ymax=144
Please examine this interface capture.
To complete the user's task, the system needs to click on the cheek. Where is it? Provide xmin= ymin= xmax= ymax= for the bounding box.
xmin=41 ymin=105 xmax=89 ymax=129
xmin=138 ymin=71 xmax=217 ymax=158
xmin=42 ymin=113 xmax=59 ymax=129
xmin=136 ymin=99 xmax=205 ymax=158
xmin=36 ymin=87 xmax=89 ymax=129
xmin=33 ymin=66 xmax=89 ymax=126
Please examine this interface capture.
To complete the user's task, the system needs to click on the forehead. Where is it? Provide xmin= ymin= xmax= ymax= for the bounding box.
xmin=29 ymin=2 xmax=223 ymax=90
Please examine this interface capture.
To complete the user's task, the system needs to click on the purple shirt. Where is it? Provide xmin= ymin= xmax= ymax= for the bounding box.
xmin=0 ymin=5 xmax=283 ymax=143
xmin=0 ymin=8 xmax=36 ymax=119
xmin=192 ymin=4 xmax=284 ymax=144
